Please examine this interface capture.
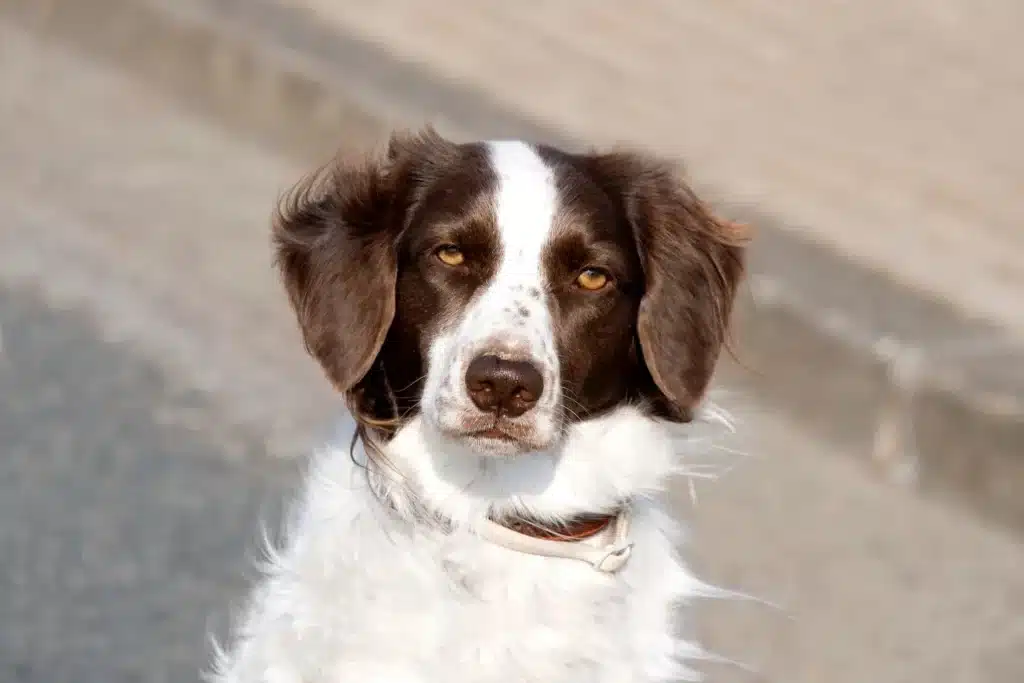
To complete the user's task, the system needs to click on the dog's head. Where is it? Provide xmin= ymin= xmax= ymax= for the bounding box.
xmin=275 ymin=129 xmax=747 ymax=457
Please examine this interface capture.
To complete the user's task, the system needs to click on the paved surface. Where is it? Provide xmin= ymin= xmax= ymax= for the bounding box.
xmin=2 ymin=20 xmax=1024 ymax=683
xmin=692 ymin=412 xmax=1024 ymax=683
xmin=289 ymin=0 xmax=1024 ymax=338
xmin=0 ymin=285 xmax=298 ymax=683
xmin=0 ymin=19 xmax=339 ymax=458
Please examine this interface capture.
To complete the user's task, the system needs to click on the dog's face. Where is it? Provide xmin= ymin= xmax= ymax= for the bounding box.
xmin=275 ymin=130 xmax=746 ymax=456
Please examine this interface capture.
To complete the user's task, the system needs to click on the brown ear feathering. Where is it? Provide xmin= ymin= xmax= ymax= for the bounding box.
xmin=580 ymin=152 xmax=749 ymax=420
xmin=272 ymin=154 xmax=400 ymax=396
xmin=273 ymin=128 xmax=457 ymax=417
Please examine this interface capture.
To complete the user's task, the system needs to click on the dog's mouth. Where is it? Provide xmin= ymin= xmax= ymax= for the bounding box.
xmin=472 ymin=426 xmax=516 ymax=441
xmin=448 ymin=416 xmax=550 ymax=455
xmin=433 ymin=401 xmax=560 ymax=455
xmin=465 ymin=423 xmax=529 ymax=455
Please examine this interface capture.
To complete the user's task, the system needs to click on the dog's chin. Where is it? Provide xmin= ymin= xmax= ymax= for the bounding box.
xmin=459 ymin=431 xmax=533 ymax=457
xmin=433 ymin=410 xmax=556 ymax=457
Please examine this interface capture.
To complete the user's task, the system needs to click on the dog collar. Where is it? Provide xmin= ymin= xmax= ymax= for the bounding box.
xmin=477 ymin=509 xmax=633 ymax=573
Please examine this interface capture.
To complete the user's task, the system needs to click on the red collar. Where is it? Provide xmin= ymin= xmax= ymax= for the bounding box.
xmin=493 ymin=514 xmax=616 ymax=541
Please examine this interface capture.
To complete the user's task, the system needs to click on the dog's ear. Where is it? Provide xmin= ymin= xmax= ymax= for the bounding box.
xmin=273 ymin=128 xmax=450 ymax=393
xmin=582 ymin=152 xmax=749 ymax=419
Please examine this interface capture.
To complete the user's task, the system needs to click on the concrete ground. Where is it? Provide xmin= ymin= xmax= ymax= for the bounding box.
xmin=1 ymin=18 xmax=1023 ymax=683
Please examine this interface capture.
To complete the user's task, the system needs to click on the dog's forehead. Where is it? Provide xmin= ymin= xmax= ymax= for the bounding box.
xmin=407 ymin=139 xmax=630 ymax=275
xmin=485 ymin=141 xmax=559 ymax=268
xmin=484 ymin=142 xmax=632 ymax=262
xmin=406 ymin=141 xmax=495 ymax=228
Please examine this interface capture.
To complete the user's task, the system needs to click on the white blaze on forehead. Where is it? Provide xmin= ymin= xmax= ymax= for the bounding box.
xmin=486 ymin=141 xmax=558 ymax=281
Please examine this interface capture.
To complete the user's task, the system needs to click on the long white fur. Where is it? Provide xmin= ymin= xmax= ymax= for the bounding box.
xmin=210 ymin=408 xmax=722 ymax=683
xmin=210 ymin=142 xmax=726 ymax=682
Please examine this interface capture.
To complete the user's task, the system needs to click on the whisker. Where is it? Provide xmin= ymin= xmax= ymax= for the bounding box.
xmin=559 ymin=384 xmax=590 ymax=414
xmin=392 ymin=373 xmax=429 ymax=394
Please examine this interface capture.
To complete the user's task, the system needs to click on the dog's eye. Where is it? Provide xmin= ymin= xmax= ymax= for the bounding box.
xmin=435 ymin=245 xmax=465 ymax=266
xmin=575 ymin=268 xmax=610 ymax=291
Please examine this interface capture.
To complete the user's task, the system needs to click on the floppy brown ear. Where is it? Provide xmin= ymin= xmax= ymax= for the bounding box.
xmin=584 ymin=153 xmax=749 ymax=418
xmin=275 ymin=127 xmax=459 ymax=395
xmin=273 ymin=152 xmax=401 ymax=394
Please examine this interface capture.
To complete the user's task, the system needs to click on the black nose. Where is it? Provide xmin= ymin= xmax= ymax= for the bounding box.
xmin=464 ymin=355 xmax=545 ymax=418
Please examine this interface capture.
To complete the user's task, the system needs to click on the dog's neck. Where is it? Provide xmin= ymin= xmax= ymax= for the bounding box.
xmin=357 ymin=406 xmax=686 ymax=533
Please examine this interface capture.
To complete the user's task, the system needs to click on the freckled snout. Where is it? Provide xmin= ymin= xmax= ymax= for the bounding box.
xmin=464 ymin=355 xmax=544 ymax=418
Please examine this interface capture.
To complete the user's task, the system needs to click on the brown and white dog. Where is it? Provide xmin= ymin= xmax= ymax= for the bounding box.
xmin=211 ymin=128 xmax=748 ymax=683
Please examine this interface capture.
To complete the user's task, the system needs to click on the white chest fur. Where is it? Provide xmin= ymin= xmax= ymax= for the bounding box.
xmin=212 ymin=410 xmax=709 ymax=683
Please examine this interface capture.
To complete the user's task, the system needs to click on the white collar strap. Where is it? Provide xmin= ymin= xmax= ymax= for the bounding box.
xmin=475 ymin=509 xmax=634 ymax=573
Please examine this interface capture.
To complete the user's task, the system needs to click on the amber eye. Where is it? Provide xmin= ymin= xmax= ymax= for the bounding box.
xmin=436 ymin=245 xmax=465 ymax=266
xmin=576 ymin=268 xmax=609 ymax=291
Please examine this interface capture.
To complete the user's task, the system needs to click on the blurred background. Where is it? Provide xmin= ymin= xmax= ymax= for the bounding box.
xmin=1 ymin=0 xmax=1022 ymax=681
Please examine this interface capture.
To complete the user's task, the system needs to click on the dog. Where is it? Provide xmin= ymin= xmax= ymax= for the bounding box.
xmin=210 ymin=128 xmax=748 ymax=683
